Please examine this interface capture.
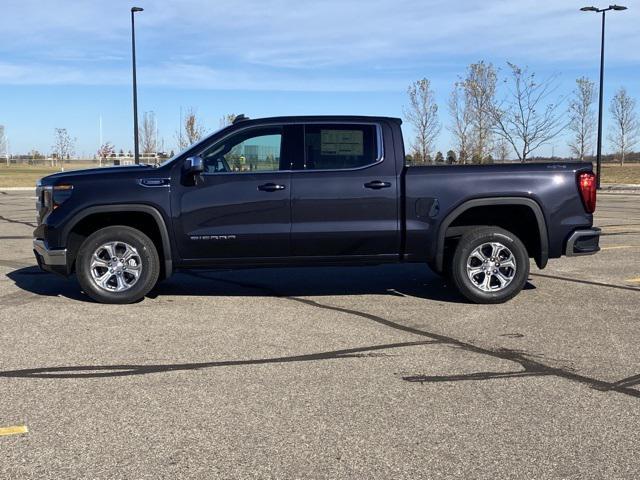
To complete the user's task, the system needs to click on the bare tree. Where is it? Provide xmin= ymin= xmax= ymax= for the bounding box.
xmin=175 ymin=107 xmax=205 ymax=150
xmin=175 ymin=129 xmax=189 ymax=151
xmin=490 ymin=63 xmax=566 ymax=162
xmin=140 ymin=111 xmax=157 ymax=155
xmin=219 ymin=113 xmax=238 ymax=128
xmin=404 ymin=78 xmax=441 ymax=164
xmin=608 ymin=87 xmax=639 ymax=166
xmin=463 ymin=61 xmax=497 ymax=163
xmin=448 ymin=82 xmax=472 ymax=164
xmin=52 ymin=128 xmax=75 ymax=166
xmin=568 ymin=77 xmax=596 ymax=161
xmin=97 ymin=142 xmax=115 ymax=166
xmin=0 ymin=125 xmax=7 ymax=165
xmin=494 ymin=138 xmax=510 ymax=162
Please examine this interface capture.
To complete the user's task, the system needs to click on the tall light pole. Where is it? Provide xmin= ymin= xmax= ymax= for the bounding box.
xmin=131 ymin=6 xmax=144 ymax=164
xmin=580 ymin=4 xmax=627 ymax=189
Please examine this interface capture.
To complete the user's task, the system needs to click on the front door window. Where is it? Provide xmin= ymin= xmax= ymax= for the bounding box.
xmin=200 ymin=128 xmax=283 ymax=174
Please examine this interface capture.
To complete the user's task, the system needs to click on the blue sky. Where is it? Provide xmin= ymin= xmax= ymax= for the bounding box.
xmin=0 ymin=0 xmax=638 ymax=158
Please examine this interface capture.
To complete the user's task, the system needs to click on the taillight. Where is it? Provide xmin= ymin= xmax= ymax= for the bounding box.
xmin=577 ymin=172 xmax=596 ymax=214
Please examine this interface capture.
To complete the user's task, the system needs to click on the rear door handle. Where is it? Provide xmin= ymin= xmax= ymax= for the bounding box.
xmin=364 ymin=180 xmax=391 ymax=189
xmin=258 ymin=183 xmax=286 ymax=192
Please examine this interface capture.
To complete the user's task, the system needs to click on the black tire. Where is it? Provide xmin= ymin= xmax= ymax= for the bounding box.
xmin=450 ymin=226 xmax=529 ymax=304
xmin=76 ymin=226 xmax=160 ymax=304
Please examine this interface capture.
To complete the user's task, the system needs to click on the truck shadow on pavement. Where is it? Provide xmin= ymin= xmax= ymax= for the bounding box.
xmin=7 ymin=263 xmax=492 ymax=304
xmin=1 ymin=267 xmax=637 ymax=400
xmin=4 ymin=266 xmax=87 ymax=302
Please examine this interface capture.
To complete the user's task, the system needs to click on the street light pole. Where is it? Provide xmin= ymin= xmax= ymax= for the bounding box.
xmin=581 ymin=4 xmax=627 ymax=189
xmin=595 ymin=9 xmax=606 ymax=189
xmin=131 ymin=7 xmax=144 ymax=164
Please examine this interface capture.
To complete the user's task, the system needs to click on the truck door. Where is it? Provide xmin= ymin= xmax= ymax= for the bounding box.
xmin=172 ymin=124 xmax=296 ymax=261
xmin=290 ymin=122 xmax=399 ymax=258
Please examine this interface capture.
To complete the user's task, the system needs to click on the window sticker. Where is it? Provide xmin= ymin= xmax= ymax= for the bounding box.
xmin=320 ymin=130 xmax=364 ymax=156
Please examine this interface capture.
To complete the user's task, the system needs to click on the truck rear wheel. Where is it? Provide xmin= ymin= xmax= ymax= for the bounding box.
xmin=76 ymin=226 xmax=160 ymax=304
xmin=450 ymin=226 xmax=529 ymax=304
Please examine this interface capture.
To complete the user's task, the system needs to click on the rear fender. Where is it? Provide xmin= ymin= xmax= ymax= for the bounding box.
xmin=435 ymin=197 xmax=549 ymax=272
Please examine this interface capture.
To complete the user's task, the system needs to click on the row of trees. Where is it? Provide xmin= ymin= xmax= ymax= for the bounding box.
xmin=405 ymin=61 xmax=640 ymax=165
xmin=99 ymin=110 xmax=238 ymax=163
xmin=175 ymin=110 xmax=238 ymax=150
xmin=96 ymin=110 xmax=236 ymax=163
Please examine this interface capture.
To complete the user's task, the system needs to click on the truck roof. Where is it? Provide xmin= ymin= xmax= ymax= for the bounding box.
xmin=232 ymin=115 xmax=402 ymax=125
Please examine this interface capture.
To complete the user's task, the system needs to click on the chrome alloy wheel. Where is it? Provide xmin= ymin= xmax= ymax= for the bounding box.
xmin=466 ymin=242 xmax=517 ymax=292
xmin=89 ymin=241 xmax=142 ymax=293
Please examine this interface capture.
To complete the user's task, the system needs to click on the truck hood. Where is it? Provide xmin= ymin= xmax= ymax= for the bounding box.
xmin=38 ymin=164 xmax=155 ymax=186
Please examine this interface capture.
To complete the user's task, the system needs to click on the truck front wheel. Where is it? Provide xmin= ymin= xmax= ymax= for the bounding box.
xmin=450 ymin=227 xmax=529 ymax=304
xmin=76 ymin=226 xmax=160 ymax=304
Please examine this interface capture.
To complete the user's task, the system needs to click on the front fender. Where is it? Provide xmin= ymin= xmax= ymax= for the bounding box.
xmin=61 ymin=204 xmax=174 ymax=278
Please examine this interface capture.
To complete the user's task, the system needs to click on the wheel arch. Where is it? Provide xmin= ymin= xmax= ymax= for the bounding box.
xmin=62 ymin=204 xmax=173 ymax=278
xmin=435 ymin=197 xmax=548 ymax=272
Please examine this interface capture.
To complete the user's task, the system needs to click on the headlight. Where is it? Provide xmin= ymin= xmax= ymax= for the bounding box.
xmin=52 ymin=184 xmax=73 ymax=209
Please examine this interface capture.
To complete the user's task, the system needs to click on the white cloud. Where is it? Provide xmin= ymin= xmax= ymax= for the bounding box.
xmin=0 ymin=0 xmax=638 ymax=90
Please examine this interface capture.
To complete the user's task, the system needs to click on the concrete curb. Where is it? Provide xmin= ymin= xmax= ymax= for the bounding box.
xmin=600 ymin=184 xmax=640 ymax=195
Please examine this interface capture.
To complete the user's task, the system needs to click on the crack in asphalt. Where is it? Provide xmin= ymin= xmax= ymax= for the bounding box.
xmin=0 ymin=215 xmax=37 ymax=228
xmin=530 ymin=272 xmax=640 ymax=292
xmin=0 ymin=341 xmax=435 ymax=379
xmin=600 ymin=223 xmax=640 ymax=228
xmin=601 ymin=231 xmax=640 ymax=237
xmin=3 ymin=270 xmax=635 ymax=401
xmin=189 ymin=273 xmax=640 ymax=399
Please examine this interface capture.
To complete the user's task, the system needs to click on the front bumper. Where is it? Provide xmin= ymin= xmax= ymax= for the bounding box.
xmin=565 ymin=227 xmax=601 ymax=256
xmin=33 ymin=239 xmax=69 ymax=275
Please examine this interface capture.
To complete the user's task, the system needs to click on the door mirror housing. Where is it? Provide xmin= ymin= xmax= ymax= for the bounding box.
xmin=184 ymin=156 xmax=205 ymax=175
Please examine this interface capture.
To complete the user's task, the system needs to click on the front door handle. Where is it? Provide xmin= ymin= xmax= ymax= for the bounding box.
xmin=364 ymin=180 xmax=391 ymax=189
xmin=258 ymin=183 xmax=286 ymax=192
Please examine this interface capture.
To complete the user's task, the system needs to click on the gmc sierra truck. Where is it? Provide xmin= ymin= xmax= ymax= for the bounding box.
xmin=33 ymin=115 xmax=600 ymax=304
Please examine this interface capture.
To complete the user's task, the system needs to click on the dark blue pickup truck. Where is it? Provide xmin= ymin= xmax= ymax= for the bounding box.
xmin=33 ymin=115 xmax=600 ymax=304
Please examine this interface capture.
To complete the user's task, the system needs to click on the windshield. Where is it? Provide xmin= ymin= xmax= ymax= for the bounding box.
xmin=156 ymin=125 xmax=229 ymax=168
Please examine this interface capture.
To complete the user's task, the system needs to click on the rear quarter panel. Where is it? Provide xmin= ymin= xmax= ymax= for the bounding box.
xmin=403 ymin=162 xmax=594 ymax=263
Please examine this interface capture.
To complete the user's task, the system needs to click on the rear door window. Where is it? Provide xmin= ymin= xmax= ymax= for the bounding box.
xmin=302 ymin=124 xmax=379 ymax=170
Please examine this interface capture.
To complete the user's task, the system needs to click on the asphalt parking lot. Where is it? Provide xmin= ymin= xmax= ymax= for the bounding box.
xmin=1 ymin=191 xmax=639 ymax=479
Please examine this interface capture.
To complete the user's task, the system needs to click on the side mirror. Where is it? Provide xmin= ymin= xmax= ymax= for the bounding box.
xmin=184 ymin=156 xmax=205 ymax=176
